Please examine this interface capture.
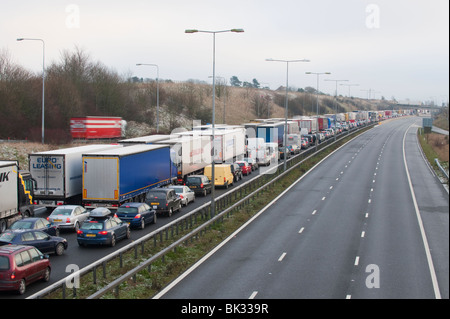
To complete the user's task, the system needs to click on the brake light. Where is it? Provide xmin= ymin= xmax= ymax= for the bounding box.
xmin=10 ymin=272 xmax=15 ymax=280
xmin=77 ymin=230 xmax=83 ymax=235
xmin=46 ymin=217 xmax=50 ymax=221
xmin=98 ymin=231 xmax=108 ymax=235
xmin=66 ymin=218 xmax=71 ymax=223
xmin=179 ymin=195 xmax=184 ymax=199
xmin=200 ymin=183 xmax=204 ymax=188
xmin=224 ymin=177 xmax=226 ymax=182
xmin=134 ymin=214 xmax=141 ymax=219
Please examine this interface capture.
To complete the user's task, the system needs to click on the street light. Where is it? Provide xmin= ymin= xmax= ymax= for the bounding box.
xmin=340 ymin=83 xmax=359 ymax=98
xmin=17 ymin=38 xmax=45 ymax=144
xmin=185 ymin=28 xmax=244 ymax=218
xmin=305 ymin=71 xmax=331 ymax=149
xmin=266 ymin=58 xmax=310 ymax=171
xmin=136 ymin=63 xmax=160 ymax=133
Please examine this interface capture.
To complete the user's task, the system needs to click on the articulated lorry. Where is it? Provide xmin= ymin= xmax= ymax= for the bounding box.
xmin=82 ymin=144 xmax=177 ymax=209
xmin=0 ymin=161 xmax=42 ymax=233
xmin=29 ymin=144 xmax=123 ymax=209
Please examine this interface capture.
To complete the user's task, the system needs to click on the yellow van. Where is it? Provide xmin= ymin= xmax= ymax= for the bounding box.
xmin=203 ymin=164 xmax=234 ymax=188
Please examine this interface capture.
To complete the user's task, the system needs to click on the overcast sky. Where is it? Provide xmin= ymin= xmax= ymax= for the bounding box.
xmin=1 ymin=0 xmax=448 ymax=104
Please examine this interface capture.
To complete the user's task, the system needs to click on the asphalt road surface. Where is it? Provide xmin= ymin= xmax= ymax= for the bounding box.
xmin=156 ymin=117 xmax=449 ymax=299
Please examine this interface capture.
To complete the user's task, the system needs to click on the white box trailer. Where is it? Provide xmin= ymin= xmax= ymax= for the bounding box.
xmin=29 ymin=144 xmax=123 ymax=208
xmin=0 ymin=161 xmax=41 ymax=232
xmin=153 ymin=134 xmax=212 ymax=183
xmin=118 ymin=134 xmax=172 ymax=145
xmin=175 ymin=128 xmax=245 ymax=164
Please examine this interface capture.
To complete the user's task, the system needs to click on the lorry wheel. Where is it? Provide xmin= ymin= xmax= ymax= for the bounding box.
xmin=0 ymin=220 xmax=6 ymax=233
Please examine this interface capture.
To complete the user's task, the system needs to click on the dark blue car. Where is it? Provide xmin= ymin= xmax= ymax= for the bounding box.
xmin=115 ymin=202 xmax=156 ymax=229
xmin=9 ymin=217 xmax=59 ymax=236
xmin=77 ymin=208 xmax=130 ymax=247
xmin=0 ymin=229 xmax=68 ymax=256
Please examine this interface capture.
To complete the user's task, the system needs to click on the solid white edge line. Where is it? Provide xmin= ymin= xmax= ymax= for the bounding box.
xmin=403 ymin=122 xmax=441 ymax=299
xmin=153 ymin=130 xmax=367 ymax=299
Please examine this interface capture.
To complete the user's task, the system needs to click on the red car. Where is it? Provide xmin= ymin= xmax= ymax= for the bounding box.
xmin=236 ymin=161 xmax=252 ymax=176
xmin=0 ymin=245 xmax=51 ymax=295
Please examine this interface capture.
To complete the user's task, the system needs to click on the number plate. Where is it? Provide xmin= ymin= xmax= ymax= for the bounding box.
xmin=86 ymin=234 xmax=96 ymax=237
xmin=150 ymin=202 xmax=159 ymax=205
xmin=53 ymin=219 xmax=62 ymax=222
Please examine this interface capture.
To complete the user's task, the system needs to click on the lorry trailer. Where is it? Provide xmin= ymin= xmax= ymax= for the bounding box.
xmin=29 ymin=144 xmax=123 ymax=209
xmin=82 ymin=144 xmax=177 ymax=208
xmin=0 ymin=161 xmax=39 ymax=233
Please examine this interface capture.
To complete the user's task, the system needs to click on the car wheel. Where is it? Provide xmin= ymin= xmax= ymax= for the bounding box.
xmin=18 ymin=279 xmax=26 ymax=295
xmin=125 ymin=227 xmax=131 ymax=239
xmin=168 ymin=207 xmax=173 ymax=217
xmin=152 ymin=214 xmax=157 ymax=224
xmin=55 ymin=243 xmax=65 ymax=256
xmin=74 ymin=221 xmax=80 ymax=232
xmin=203 ymin=189 xmax=207 ymax=197
xmin=42 ymin=267 xmax=51 ymax=282
xmin=110 ymin=234 xmax=116 ymax=247
xmin=140 ymin=219 xmax=145 ymax=229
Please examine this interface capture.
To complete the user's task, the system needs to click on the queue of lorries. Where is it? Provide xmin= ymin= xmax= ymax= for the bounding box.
xmin=0 ymin=109 xmax=403 ymax=294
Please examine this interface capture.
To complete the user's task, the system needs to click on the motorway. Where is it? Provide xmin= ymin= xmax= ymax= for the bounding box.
xmin=2 ymin=117 xmax=448 ymax=299
xmin=155 ymin=117 xmax=449 ymax=299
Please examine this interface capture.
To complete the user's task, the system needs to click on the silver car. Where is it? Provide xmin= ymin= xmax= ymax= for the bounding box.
xmin=168 ymin=185 xmax=195 ymax=206
xmin=47 ymin=205 xmax=90 ymax=232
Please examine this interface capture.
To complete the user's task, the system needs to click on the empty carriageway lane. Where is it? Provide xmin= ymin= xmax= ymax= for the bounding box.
xmin=157 ymin=118 xmax=423 ymax=299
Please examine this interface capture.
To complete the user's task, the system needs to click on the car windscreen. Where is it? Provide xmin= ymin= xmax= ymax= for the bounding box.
xmin=9 ymin=221 xmax=33 ymax=229
xmin=116 ymin=207 xmax=138 ymax=215
xmin=0 ymin=256 xmax=10 ymax=271
xmin=0 ymin=232 xmax=15 ymax=242
xmin=50 ymin=209 xmax=72 ymax=216
xmin=186 ymin=177 xmax=202 ymax=185
xmin=171 ymin=188 xmax=183 ymax=194
xmin=80 ymin=221 xmax=104 ymax=230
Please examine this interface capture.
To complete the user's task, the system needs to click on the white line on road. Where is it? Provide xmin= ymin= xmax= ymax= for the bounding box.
xmin=361 ymin=231 xmax=365 ymax=238
xmin=278 ymin=252 xmax=287 ymax=262
xmin=249 ymin=291 xmax=258 ymax=299
xmin=354 ymin=256 xmax=360 ymax=266
xmin=312 ymin=210 xmax=317 ymax=215
xmin=298 ymin=227 xmax=305 ymax=233
xmin=322 ymin=197 xmax=326 ymax=201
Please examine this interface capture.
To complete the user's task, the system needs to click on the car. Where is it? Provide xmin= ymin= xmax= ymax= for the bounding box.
xmin=278 ymin=147 xmax=291 ymax=159
xmin=8 ymin=217 xmax=59 ymax=236
xmin=229 ymin=163 xmax=243 ymax=182
xmin=244 ymin=157 xmax=259 ymax=171
xmin=145 ymin=188 xmax=182 ymax=217
xmin=168 ymin=185 xmax=195 ymax=206
xmin=301 ymin=137 xmax=309 ymax=149
xmin=204 ymin=164 xmax=234 ymax=188
xmin=0 ymin=245 xmax=51 ymax=295
xmin=286 ymin=144 xmax=300 ymax=155
xmin=235 ymin=161 xmax=252 ymax=176
xmin=47 ymin=205 xmax=90 ymax=232
xmin=115 ymin=202 xmax=156 ymax=229
xmin=0 ymin=229 xmax=68 ymax=256
xmin=185 ymin=175 xmax=212 ymax=197
xmin=77 ymin=207 xmax=130 ymax=247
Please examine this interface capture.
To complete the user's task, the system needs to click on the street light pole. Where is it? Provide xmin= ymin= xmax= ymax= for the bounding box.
xmin=266 ymin=58 xmax=310 ymax=171
xmin=305 ymin=71 xmax=331 ymax=149
xmin=17 ymin=38 xmax=45 ymax=144
xmin=185 ymin=28 xmax=244 ymax=219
